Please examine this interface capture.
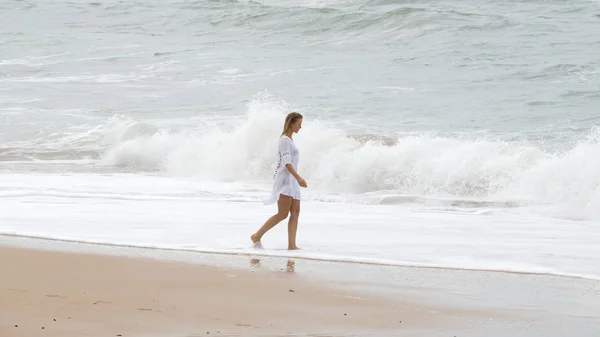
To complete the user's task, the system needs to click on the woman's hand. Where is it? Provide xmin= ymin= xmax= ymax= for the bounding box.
xmin=285 ymin=164 xmax=307 ymax=188
xmin=297 ymin=176 xmax=307 ymax=188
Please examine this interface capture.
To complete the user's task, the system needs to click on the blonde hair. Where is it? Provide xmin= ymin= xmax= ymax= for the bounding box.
xmin=281 ymin=112 xmax=303 ymax=135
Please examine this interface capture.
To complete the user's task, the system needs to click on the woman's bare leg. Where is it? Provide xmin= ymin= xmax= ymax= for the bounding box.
xmin=287 ymin=199 xmax=300 ymax=250
xmin=251 ymin=194 xmax=292 ymax=244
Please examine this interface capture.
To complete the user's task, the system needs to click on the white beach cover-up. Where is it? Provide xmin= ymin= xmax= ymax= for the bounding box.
xmin=263 ymin=135 xmax=301 ymax=204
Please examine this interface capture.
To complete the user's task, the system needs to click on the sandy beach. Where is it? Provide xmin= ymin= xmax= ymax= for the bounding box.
xmin=1 ymin=236 xmax=599 ymax=337
xmin=1 ymin=241 xmax=463 ymax=337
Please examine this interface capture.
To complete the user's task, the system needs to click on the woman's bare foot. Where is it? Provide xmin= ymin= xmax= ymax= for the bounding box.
xmin=251 ymin=234 xmax=262 ymax=247
xmin=287 ymin=246 xmax=299 ymax=250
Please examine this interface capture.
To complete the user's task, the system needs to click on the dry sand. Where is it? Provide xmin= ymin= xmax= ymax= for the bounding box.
xmin=0 ymin=245 xmax=463 ymax=337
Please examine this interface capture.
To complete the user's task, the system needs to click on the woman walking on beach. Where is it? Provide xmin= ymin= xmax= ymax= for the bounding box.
xmin=251 ymin=112 xmax=307 ymax=250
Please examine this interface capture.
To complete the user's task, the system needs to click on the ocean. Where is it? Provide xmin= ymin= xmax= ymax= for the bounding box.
xmin=1 ymin=0 xmax=599 ymax=280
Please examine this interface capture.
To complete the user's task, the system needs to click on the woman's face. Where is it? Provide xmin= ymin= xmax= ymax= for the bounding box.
xmin=291 ymin=117 xmax=303 ymax=133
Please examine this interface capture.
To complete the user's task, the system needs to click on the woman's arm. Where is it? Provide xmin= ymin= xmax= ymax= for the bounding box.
xmin=286 ymin=163 xmax=307 ymax=187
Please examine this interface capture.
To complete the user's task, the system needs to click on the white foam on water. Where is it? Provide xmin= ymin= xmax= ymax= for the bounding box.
xmin=3 ymin=93 xmax=600 ymax=220
xmin=98 ymin=95 xmax=600 ymax=220
xmin=1 ymin=172 xmax=598 ymax=281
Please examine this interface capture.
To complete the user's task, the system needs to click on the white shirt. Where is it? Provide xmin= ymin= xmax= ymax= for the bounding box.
xmin=263 ymin=135 xmax=301 ymax=204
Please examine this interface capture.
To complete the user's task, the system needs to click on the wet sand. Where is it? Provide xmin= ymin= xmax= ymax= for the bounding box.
xmin=0 ymin=242 xmax=465 ymax=337
xmin=1 ymin=235 xmax=599 ymax=337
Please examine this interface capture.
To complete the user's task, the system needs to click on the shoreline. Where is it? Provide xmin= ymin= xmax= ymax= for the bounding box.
xmin=2 ymin=235 xmax=600 ymax=337
xmin=1 ymin=238 xmax=467 ymax=337
xmin=2 ymin=233 xmax=598 ymax=282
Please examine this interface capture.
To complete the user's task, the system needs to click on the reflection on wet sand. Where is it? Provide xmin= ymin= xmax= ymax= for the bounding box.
xmin=249 ymin=258 xmax=295 ymax=273
xmin=286 ymin=259 xmax=295 ymax=272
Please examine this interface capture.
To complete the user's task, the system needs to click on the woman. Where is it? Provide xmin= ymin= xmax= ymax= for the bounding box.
xmin=251 ymin=112 xmax=307 ymax=250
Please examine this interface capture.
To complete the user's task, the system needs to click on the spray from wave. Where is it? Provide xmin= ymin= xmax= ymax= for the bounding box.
xmin=97 ymin=93 xmax=600 ymax=217
xmin=2 ymin=92 xmax=599 ymax=217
